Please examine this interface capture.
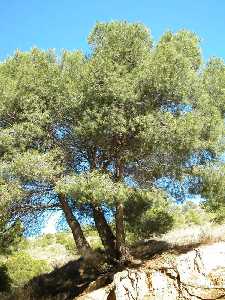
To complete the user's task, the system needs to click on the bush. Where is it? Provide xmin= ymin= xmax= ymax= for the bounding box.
xmin=83 ymin=225 xmax=98 ymax=237
xmin=125 ymin=192 xmax=174 ymax=240
xmin=4 ymin=252 xmax=51 ymax=287
xmin=201 ymin=199 xmax=225 ymax=224
xmin=172 ymin=201 xmax=211 ymax=228
xmin=55 ymin=230 xmax=102 ymax=253
xmin=33 ymin=234 xmax=56 ymax=248
xmin=55 ymin=232 xmax=77 ymax=255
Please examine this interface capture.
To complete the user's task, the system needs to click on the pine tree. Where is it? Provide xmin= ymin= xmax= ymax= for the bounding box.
xmin=1 ymin=22 xmax=224 ymax=264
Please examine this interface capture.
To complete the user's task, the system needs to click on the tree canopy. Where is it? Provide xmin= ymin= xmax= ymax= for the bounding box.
xmin=1 ymin=21 xmax=225 ymax=264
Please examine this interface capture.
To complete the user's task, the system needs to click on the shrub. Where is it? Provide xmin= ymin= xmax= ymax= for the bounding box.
xmin=4 ymin=252 xmax=51 ymax=287
xmin=172 ymin=201 xmax=211 ymax=228
xmin=33 ymin=234 xmax=56 ymax=248
xmin=55 ymin=232 xmax=77 ymax=255
xmin=125 ymin=193 xmax=174 ymax=240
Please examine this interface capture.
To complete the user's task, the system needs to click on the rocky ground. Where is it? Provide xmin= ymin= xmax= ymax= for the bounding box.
xmin=77 ymin=242 xmax=225 ymax=300
xmin=3 ymin=224 xmax=225 ymax=300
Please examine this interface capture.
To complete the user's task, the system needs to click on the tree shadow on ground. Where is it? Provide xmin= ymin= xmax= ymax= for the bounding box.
xmin=131 ymin=238 xmax=206 ymax=261
xmin=0 ymin=265 xmax=11 ymax=293
xmin=20 ymin=255 xmax=112 ymax=300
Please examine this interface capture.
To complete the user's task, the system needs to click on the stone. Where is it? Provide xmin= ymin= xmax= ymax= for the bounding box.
xmin=77 ymin=283 xmax=114 ymax=300
xmin=114 ymin=269 xmax=149 ymax=300
xmin=176 ymin=242 xmax=225 ymax=299
xmin=77 ymin=242 xmax=225 ymax=300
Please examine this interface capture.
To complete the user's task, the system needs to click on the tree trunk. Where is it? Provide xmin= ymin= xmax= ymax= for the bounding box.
xmin=114 ymin=162 xmax=132 ymax=263
xmin=58 ymin=193 xmax=92 ymax=256
xmin=89 ymin=155 xmax=118 ymax=261
xmin=115 ymin=202 xmax=130 ymax=262
xmin=91 ymin=204 xmax=119 ymax=262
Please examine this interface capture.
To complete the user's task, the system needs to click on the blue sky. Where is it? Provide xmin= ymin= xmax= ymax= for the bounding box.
xmin=1 ymin=0 xmax=225 ymax=62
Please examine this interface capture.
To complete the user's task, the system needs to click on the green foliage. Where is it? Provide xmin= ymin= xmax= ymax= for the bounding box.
xmin=125 ymin=188 xmax=174 ymax=239
xmin=0 ymin=220 xmax=24 ymax=255
xmin=25 ymin=233 xmax=78 ymax=256
xmin=126 ymin=198 xmax=212 ymax=240
xmin=8 ymin=149 xmax=64 ymax=183
xmin=195 ymin=165 xmax=225 ymax=223
xmin=0 ymin=179 xmax=25 ymax=211
xmin=55 ymin=232 xmax=77 ymax=254
xmin=3 ymin=252 xmax=51 ymax=287
xmin=203 ymin=58 xmax=225 ymax=115
xmin=1 ymin=21 xmax=225 ymax=257
xmin=68 ymin=23 xmax=216 ymax=166
xmin=33 ymin=234 xmax=57 ymax=248
xmin=55 ymin=171 xmax=129 ymax=206
xmin=172 ymin=201 xmax=211 ymax=228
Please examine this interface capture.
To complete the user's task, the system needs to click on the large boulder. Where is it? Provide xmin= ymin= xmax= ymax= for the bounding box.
xmin=77 ymin=242 xmax=225 ymax=300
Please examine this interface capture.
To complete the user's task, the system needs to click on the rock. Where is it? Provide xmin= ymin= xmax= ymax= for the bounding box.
xmin=77 ymin=283 xmax=114 ymax=300
xmin=149 ymin=269 xmax=179 ymax=300
xmin=114 ymin=269 xmax=149 ymax=300
xmin=177 ymin=242 xmax=225 ymax=299
xmin=77 ymin=242 xmax=225 ymax=300
xmin=77 ymin=270 xmax=149 ymax=300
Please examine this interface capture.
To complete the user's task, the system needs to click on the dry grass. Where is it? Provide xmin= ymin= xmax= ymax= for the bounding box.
xmin=132 ymin=222 xmax=225 ymax=260
xmin=162 ymin=222 xmax=225 ymax=246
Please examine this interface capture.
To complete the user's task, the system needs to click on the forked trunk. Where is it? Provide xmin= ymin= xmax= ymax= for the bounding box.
xmin=58 ymin=193 xmax=92 ymax=257
xmin=92 ymin=204 xmax=119 ymax=262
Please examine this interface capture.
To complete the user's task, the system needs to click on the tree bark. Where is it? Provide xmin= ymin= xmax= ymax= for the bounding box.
xmin=115 ymin=202 xmax=130 ymax=262
xmin=115 ymin=202 xmax=125 ymax=252
xmin=89 ymin=154 xmax=119 ymax=261
xmin=58 ymin=193 xmax=92 ymax=256
xmin=114 ymin=161 xmax=131 ymax=263
xmin=91 ymin=204 xmax=119 ymax=261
